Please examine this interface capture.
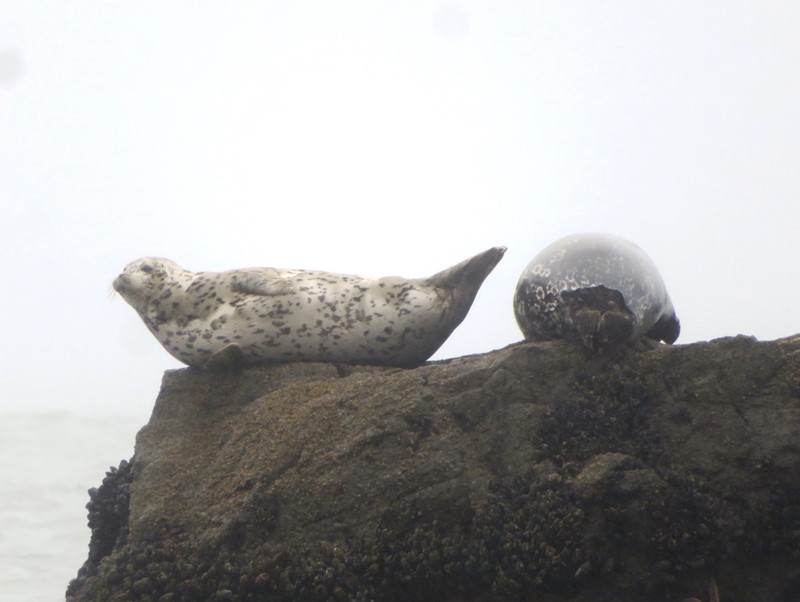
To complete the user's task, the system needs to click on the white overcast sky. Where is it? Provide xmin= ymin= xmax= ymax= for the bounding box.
xmin=2 ymin=1 xmax=799 ymax=417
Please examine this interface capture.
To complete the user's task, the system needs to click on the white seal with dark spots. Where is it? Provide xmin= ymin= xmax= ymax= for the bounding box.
xmin=513 ymin=233 xmax=679 ymax=352
xmin=113 ymin=247 xmax=506 ymax=369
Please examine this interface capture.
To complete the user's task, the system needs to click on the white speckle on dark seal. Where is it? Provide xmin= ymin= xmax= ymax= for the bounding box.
xmin=513 ymin=233 xmax=679 ymax=353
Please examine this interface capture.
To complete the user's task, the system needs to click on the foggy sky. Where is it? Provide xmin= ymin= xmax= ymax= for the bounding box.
xmin=2 ymin=1 xmax=799 ymax=418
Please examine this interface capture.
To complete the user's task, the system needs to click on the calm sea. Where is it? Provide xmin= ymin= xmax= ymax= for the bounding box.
xmin=0 ymin=411 xmax=144 ymax=602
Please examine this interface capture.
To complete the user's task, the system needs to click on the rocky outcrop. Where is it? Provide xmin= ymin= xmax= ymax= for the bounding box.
xmin=67 ymin=335 xmax=800 ymax=601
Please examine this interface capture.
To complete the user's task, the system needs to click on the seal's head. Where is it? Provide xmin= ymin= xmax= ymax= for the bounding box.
xmin=112 ymin=257 xmax=185 ymax=308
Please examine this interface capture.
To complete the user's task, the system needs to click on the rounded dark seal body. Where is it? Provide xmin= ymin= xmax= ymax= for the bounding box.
xmin=113 ymin=247 xmax=505 ymax=369
xmin=513 ymin=233 xmax=679 ymax=352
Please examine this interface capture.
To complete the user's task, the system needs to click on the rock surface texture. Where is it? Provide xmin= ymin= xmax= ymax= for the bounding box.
xmin=68 ymin=335 xmax=800 ymax=601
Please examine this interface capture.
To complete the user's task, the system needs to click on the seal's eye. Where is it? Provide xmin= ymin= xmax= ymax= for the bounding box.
xmin=141 ymin=264 xmax=154 ymax=274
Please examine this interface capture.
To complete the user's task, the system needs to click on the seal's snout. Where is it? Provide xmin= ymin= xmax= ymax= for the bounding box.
xmin=113 ymin=273 xmax=135 ymax=297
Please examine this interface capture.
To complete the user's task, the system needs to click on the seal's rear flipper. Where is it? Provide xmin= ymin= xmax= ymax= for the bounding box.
xmin=562 ymin=286 xmax=635 ymax=353
xmin=425 ymin=246 xmax=507 ymax=290
xmin=203 ymin=343 xmax=244 ymax=371
xmin=645 ymin=313 xmax=681 ymax=345
xmin=423 ymin=246 xmax=506 ymax=328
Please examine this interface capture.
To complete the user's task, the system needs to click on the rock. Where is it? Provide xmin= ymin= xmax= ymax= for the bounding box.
xmin=67 ymin=335 xmax=800 ymax=601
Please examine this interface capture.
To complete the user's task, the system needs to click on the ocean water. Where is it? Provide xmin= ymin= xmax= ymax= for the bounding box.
xmin=0 ymin=411 xmax=144 ymax=602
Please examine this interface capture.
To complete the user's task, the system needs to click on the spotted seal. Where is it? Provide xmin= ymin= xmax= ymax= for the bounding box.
xmin=513 ymin=233 xmax=679 ymax=352
xmin=113 ymin=247 xmax=506 ymax=368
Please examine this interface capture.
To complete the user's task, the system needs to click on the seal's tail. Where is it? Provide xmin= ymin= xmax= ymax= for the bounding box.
xmin=425 ymin=246 xmax=507 ymax=291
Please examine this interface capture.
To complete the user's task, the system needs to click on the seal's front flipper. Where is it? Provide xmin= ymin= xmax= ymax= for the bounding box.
xmin=230 ymin=270 xmax=294 ymax=296
xmin=562 ymin=286 xmax=635 ymax=353
xmin=203 ymin=343 xmax=244 ymax=370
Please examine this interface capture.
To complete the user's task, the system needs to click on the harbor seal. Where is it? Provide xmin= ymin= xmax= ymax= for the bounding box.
xmin=113 ymin=247 xmax=506 ymax=368
xmin=513 ymin=233 xmax=679 ymax=352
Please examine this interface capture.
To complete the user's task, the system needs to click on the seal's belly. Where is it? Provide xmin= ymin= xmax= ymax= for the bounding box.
xmin=154 ymin=282 xmax=447 ymax=367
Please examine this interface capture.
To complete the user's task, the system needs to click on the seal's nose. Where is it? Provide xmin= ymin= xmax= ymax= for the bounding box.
xmin=112 ymin=274 xmax=126 ymax=292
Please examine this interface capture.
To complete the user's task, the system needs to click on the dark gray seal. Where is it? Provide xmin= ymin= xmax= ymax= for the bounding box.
xmin=113 ymin=247 xmax=506 ymax=369
xmin=513 ymin=233 xmax=679 ymax=352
